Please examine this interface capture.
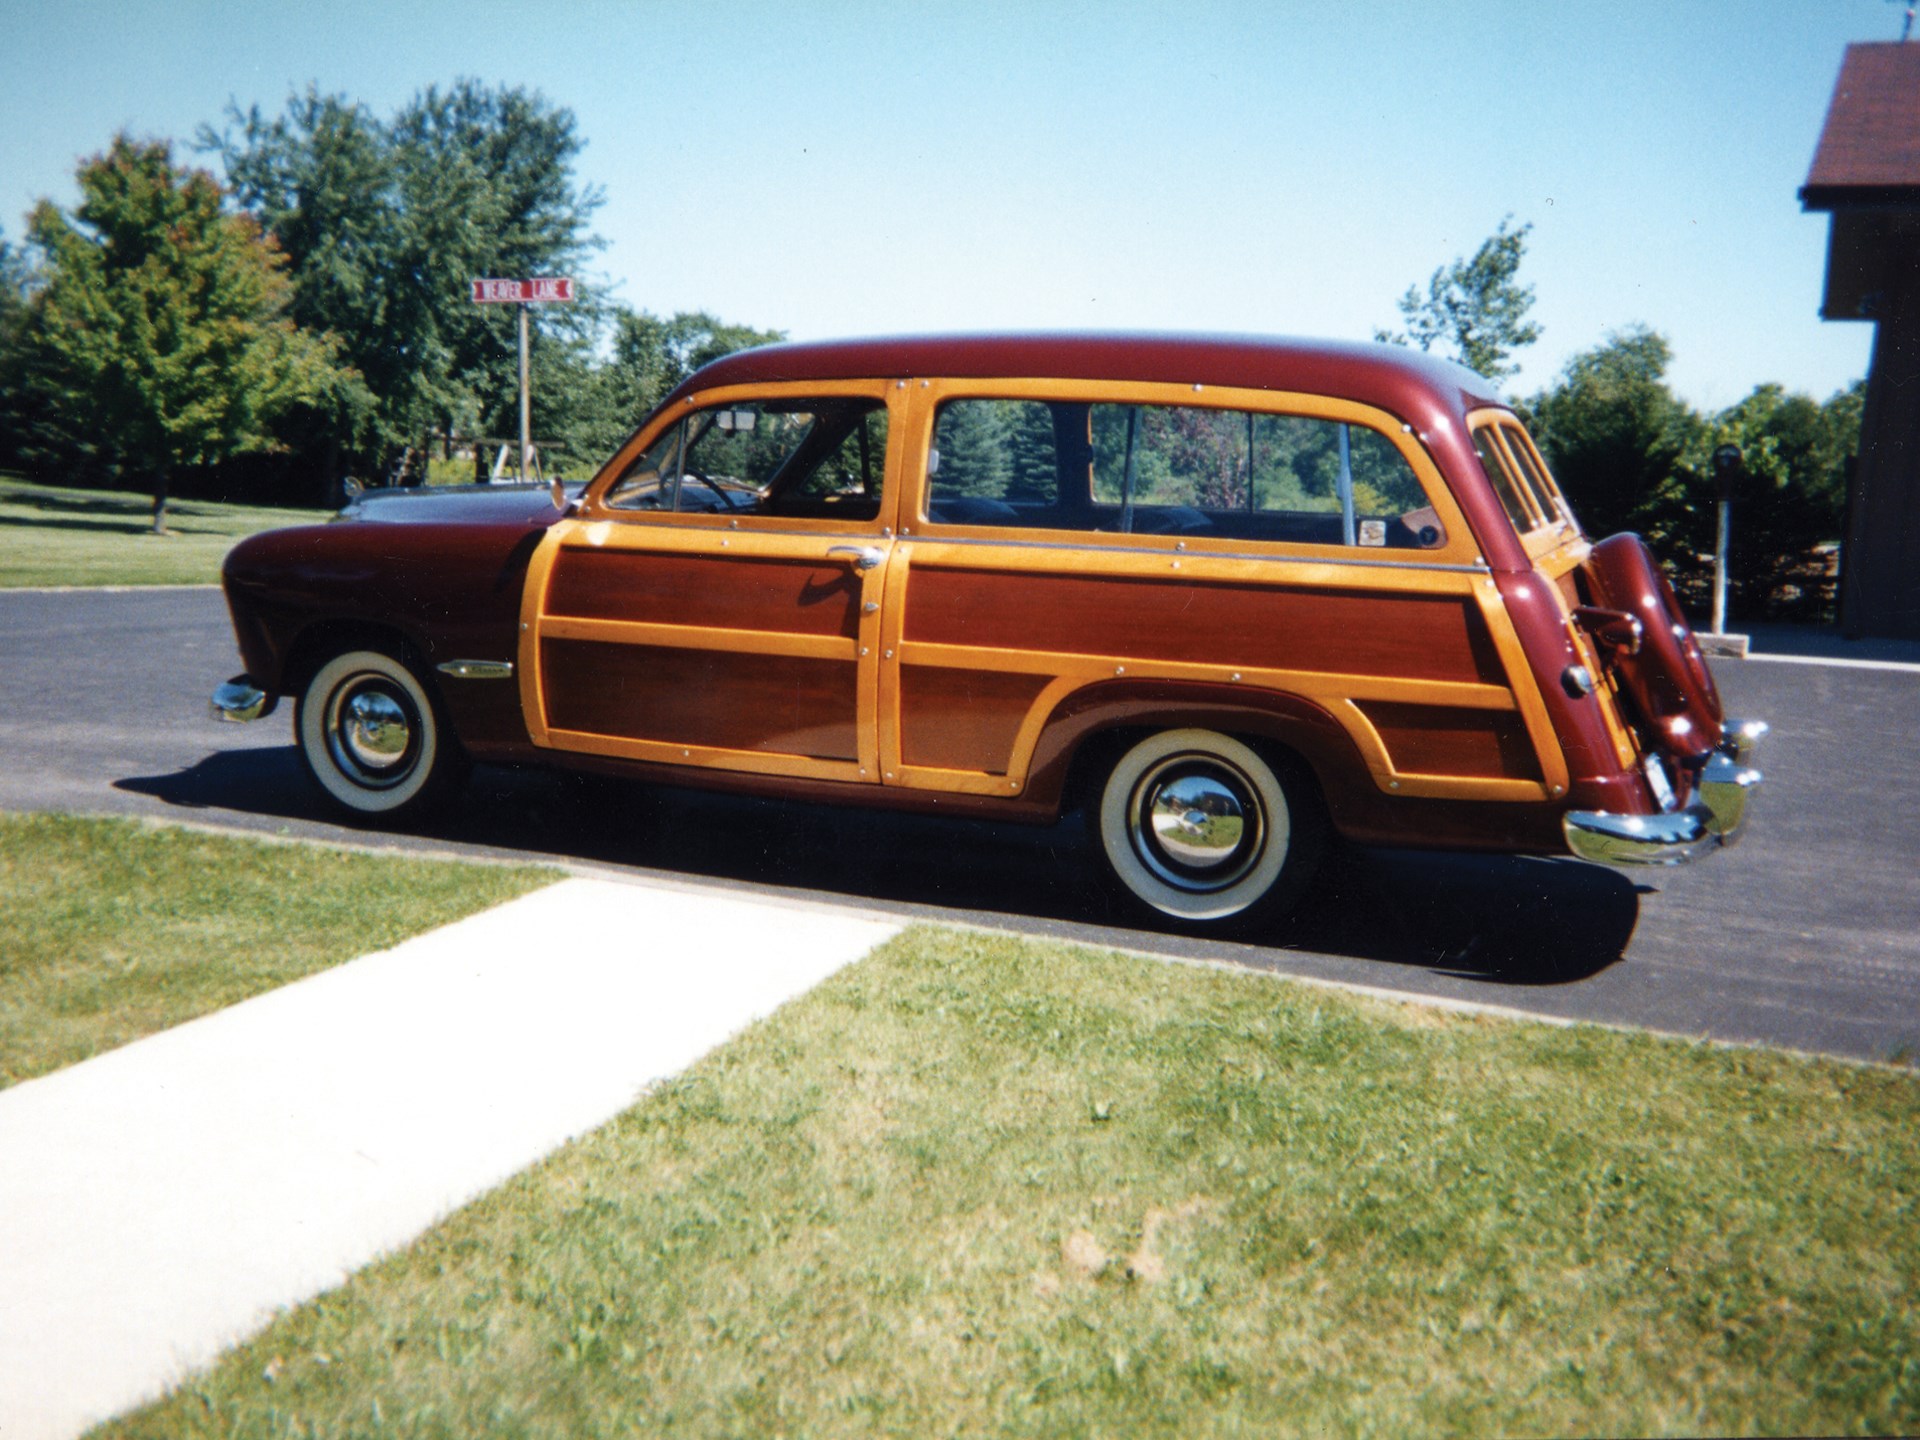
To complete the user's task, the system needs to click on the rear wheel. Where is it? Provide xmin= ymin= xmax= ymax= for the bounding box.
xmin=1096 ymin=728 xmax=1323 ymax=932
xmin=296 ymin=649 xmax=466 ymax=820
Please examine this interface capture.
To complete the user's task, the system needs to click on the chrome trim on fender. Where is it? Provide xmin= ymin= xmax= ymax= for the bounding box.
xmin=211 ymin=677 xmax=276 ymax=723
xmin=1698 ymin=753 xmax=1762 ymax=843
xmin=1563 ymin=805 xmax=1718 ymax=866
xmin=436 ymin=660 xmax=515 ymax=680
xmin=1720 ymin=716 xmax=1768 ymax=766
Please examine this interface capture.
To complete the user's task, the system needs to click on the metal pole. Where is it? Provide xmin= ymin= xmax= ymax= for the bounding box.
xmin=1712 ymin=497 xmax=1730 ymax=635
xmin=1337 ymin=423 xmax=1357 ymax=546
xmin=518 ymin=302 xmax=532 ymax=484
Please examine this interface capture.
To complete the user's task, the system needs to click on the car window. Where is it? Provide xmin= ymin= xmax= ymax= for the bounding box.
xmin=605 ymin=398 xmax=887 ymax=521
xmin=925 ymin=398 xmax=1444 ymax=549
xmin=1472 ymin=418 xmax=1574 ymax=536
xmin=1496 ymin=422 xmax=1578 ymax=530
xmin=1472 ymin=424 xmax=1543 ymax=532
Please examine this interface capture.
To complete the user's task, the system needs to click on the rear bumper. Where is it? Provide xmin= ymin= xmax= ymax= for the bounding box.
xmin=1563 ymin=719 xmax=1765 ymax=867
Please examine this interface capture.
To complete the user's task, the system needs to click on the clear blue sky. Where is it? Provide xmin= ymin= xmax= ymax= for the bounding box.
xmin=0 ymin=0 xmax=1899 ymax=409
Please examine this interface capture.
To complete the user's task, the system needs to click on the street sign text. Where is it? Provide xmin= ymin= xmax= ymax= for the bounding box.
xmin=470 ymin=277 xmax=575 ymax=304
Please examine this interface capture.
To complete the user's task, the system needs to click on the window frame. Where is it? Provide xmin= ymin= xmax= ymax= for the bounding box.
xmin=1466 ymin=409 xmax=1582 ymax=559
xmin=581 ymin=378 xmax=903 ymax=536
xmin=904 ymin=376 xmax=1477 ymax=567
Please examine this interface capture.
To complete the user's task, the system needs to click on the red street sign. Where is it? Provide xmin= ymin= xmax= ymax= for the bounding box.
xmin=470 ymin=277 xmax=575 ymax=304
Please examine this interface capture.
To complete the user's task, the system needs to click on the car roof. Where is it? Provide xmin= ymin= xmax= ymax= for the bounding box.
xmin=666 ymin=331 xmax=1508 ymax=423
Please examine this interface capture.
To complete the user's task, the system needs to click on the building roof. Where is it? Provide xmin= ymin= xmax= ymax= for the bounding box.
xmin=666 ymin=332 xmax=1507 ymax=426
xmin=1802 ymin=42 xmax=1920 ymax=208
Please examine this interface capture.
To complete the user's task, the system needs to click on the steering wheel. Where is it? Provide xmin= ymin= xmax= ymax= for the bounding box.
xmin=681 ymin=472 xmax=745 ymax=512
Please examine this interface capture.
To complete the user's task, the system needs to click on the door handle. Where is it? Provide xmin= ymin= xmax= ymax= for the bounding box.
xmin=826 ymin=545 xmax=885 ymax=571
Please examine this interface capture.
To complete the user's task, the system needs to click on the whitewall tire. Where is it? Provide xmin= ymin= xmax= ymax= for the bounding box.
xmin=1097 ymin=728 xmax=1322 ymax=930
xmin=296 ymin=649 xmax=463 ymax=819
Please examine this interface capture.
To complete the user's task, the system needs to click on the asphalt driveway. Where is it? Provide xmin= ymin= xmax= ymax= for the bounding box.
xmin=3 ymin=586 xmax=1916 ymax=1064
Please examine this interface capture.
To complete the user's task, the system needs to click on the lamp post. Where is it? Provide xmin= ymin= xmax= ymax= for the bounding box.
xmin=1710 ymin=443 xmax=1743 ymax=636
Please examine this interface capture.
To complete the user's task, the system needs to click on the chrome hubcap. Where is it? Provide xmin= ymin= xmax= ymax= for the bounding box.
xmin=1128 ymin=755 xmax=1265 ymax=893
xmin=325 ymin=677 xmax=420 ymax=787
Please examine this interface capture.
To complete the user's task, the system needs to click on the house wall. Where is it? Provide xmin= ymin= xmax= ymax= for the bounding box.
xmin=1844 ymin=268 xmax=1920 ymax=638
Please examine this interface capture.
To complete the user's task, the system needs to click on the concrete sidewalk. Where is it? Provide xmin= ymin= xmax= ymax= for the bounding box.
xmin=0 ymin=877 xmax=901 ymax=1440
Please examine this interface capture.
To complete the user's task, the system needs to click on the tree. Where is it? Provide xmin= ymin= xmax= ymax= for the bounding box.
xmin=0 ymin=229 xmax=34 ymax=468
xmin=0 ymin=228 xmax=28 ymax=339
xmin=14 ymin=136 xmax=354 ymax=529
xmin=1685 ymin=383 xmax=1856 ymax=620
xmin=549 ymin=309 xmax=786 ymax=471
xmin=1526 ymin=328 xmax=1862 ymax=621
xmin=208 ymin=80 xmax=605 ymax=482
xmin=1377 ymin=217 xmax=1541 ymax=384
xmin=1523 ymin=326 xmax=1699 ymax=545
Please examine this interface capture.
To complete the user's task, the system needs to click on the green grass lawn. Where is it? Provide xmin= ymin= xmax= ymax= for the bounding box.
xmin=0 ymin=475 xmax=325 ymax=588
xmin=0 ymin=812 xmax=556 ymax=1087
xmin=105 ymin=926 xmax=1919 ymax=1438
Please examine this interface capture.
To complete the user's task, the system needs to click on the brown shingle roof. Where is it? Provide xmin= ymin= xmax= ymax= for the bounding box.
xmin=1803 ymin=43 xmax=1920 ymax=206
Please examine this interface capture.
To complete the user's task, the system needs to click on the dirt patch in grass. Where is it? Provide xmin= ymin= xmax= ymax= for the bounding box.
xmin=107 ymin=926 xmax=1920 ymax=1437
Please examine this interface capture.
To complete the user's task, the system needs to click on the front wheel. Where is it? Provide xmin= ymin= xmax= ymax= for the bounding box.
xmin=1096 ymin=729 xmax=1324 ymax=932
xmin=296 ymin=649 xmax=466 ymax=820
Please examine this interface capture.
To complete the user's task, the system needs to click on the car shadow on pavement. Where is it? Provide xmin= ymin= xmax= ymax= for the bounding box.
xmin=118 ymin=748 xmax=1641 ymax=988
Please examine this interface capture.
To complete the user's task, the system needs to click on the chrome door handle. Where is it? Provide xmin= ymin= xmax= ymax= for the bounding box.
xmin=826 ymin=545 xmax=885 ymax=571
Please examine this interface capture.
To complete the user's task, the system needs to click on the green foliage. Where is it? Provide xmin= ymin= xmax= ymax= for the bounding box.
xmin=933 ymin=399 xmax=1021 ymax=498
xmin=1523 ymin=326 xmax=1699 ymax=543
xmin=547 ymin=309 xmax=786 ymax=470
xmin=0 ymin=227 xmax=29 ymax=342
xmin=1377 ymin=217 xmax=1541 ymax=384
xmin=3 ymin=137 xmax=356 ymax=522
xmin=209 ymin=81 xmax=606 ymax=480
xmin=1525 ymin=328 xmax=1861 ymax=621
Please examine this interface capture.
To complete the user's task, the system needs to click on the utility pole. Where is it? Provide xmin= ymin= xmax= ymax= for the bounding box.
xmin=518 ymin=301 xmax=532 ymax=484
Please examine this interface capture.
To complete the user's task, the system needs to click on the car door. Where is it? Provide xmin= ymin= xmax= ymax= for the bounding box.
xmin=519 ymin=380 xmax=899 ymax=784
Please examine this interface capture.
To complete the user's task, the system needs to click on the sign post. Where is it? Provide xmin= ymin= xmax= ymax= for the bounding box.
xmin=470 ymin=278 xmax=576 ymax=504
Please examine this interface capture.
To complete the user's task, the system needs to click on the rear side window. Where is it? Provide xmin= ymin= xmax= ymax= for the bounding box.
xmin=1471 ymin=418 xmax=1576 ymax=536
xmin=926 ymin=398 xmax=1444 ymax=549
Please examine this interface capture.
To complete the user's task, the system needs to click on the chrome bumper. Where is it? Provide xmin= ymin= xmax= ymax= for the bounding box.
xmin=1563 ymin=718 xmax=1766 ymax=867
xmin=211 ymin=676 xmax=277 ymax=723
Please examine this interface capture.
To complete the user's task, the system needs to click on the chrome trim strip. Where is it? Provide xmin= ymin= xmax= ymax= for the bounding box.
xmin=1563 ymin=805 xmax=1717 ymax=866
xmin=1698 ymin=754 xmax=1762 ymax=843
xmin=576 ymin=517 xmax=884 ymax=544
xmin=1719 ymin=716 xmax=1768 ymax=766
xmin=902 ymin=533 xmax=1491 ymax=573
xmin=436 ymin=659 xmax=515 ymax=680
xmin=210 ymin=678 xmax=275 ymax=723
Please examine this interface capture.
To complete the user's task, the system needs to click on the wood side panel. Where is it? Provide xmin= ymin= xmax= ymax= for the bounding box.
xmin=898 ymin=666 xmax=1054 ymax=773
xmin=546 ymin=548 xmax=862 ymax=639
xmin=902 ymin=568 xmax=1505 ymax=684
xmin=1355 ymin=701 xmax=1543 ymax=781
xmin=541 ymin=639 xmax=859 ymax=759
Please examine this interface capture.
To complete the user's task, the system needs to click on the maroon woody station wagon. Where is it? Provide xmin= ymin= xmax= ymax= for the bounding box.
xmin=213 ymin=334 xmax=1764 ymax=932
